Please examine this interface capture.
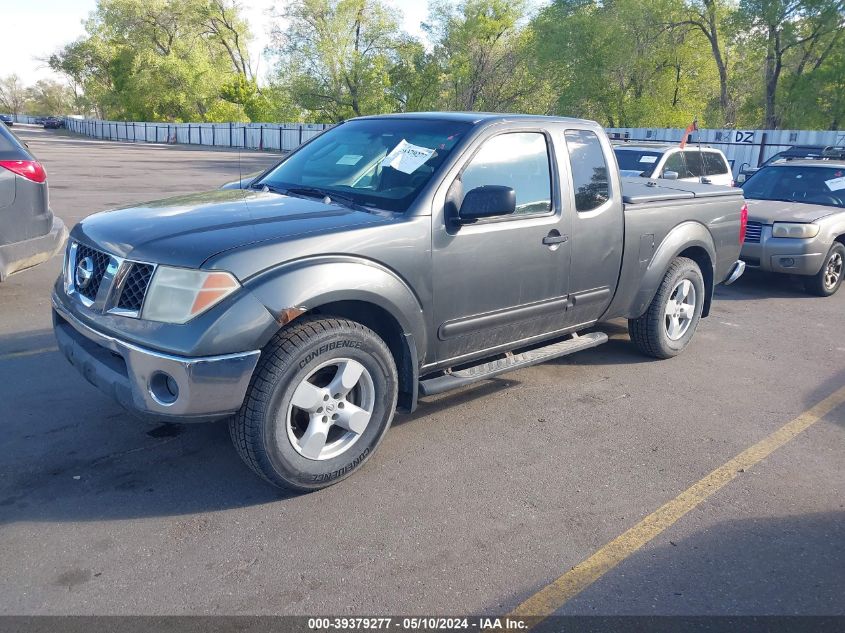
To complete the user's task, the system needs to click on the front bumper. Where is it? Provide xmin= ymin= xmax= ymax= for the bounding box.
xmin=52 ymin=297 xmax=260 ymax=423
xmin=740 ymin=225 xmax=826 ymax=276
xmin=0 ymin=216 xmax=67 ymax=281
xmin=723 ymin=259 xmax=745 ymax=285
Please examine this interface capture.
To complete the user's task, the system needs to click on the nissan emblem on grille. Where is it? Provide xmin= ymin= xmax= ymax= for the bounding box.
xmin=75 ymin=256 xmax=94 ymax=290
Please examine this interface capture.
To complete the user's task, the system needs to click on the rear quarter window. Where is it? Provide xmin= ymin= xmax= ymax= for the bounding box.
xmin=0 ymin=123 xmax=27 ymax=155
xmin=704 ymin=152 xmax=729 ymax=176
xmin=564 ymin=129 xmax=610 ymax=212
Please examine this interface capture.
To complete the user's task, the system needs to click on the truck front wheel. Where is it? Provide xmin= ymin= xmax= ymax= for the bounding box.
xmin=230 ymin=317 xmax=398 ymax=491
xmin=628 ymin=257 xmax=705 ymax=359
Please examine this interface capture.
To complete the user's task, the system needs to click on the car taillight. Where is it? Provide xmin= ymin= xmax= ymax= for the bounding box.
xmin=739 ymin=203 xmax=748 ymax=244
xmin=0 ymin=160 xmax=47 ymax=183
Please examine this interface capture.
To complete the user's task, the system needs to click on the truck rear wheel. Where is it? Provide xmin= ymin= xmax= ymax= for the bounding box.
xmin=804 ymin=242 xmax=844 ymax=297
xmin=628 ymin=257 xmax=705 ymax=359
xmin=230 ymin=317 xmax=398 ymax=491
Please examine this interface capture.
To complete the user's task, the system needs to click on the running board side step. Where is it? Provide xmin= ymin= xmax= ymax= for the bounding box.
xmin=418 ymin=331 xmax=608 ymax=397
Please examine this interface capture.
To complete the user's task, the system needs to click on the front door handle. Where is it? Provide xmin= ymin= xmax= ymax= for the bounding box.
xmin=543 ymin=232 xmax=569 ymax=246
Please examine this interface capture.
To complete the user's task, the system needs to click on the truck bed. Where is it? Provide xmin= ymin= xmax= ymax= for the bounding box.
xmin=621 ymin=177 xmax=742 ymax=204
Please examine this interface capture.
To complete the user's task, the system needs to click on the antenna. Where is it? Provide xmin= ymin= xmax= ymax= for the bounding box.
xmin=696 ymin=117 xmax=705 ymax=183
xmin=238 ymin=123 xmax=250 ymax=214
xmin=238 ymin=122 xmax=243 ymax=190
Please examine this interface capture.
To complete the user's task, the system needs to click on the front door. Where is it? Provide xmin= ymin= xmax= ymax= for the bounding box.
xmin=431 ymin=130 xmax=571 ymax=365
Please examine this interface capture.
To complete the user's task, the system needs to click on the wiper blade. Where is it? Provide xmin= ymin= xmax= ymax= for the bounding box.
xmin=254 ymin=183 xmax=376 ymax=213
xmin=285 ymin=187 xmax=370 ymax=212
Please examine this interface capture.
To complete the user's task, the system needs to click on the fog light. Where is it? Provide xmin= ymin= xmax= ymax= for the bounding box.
xmin=779 ymin=257 xmax=795 ymax=268
xmin=149 ymin=371 xmax=179 ymax=405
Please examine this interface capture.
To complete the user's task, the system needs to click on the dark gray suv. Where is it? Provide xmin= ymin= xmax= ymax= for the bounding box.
xmin=0 ymin=123 xmax=67 ymax=281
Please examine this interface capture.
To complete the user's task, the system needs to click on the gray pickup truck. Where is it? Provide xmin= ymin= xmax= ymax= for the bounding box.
xmin=52 ymin=113 xmax=746 ymax=491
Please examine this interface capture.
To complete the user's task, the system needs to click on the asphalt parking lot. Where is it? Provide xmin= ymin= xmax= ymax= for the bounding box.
xmin=0 ymin=125 xmax=843 ymax=616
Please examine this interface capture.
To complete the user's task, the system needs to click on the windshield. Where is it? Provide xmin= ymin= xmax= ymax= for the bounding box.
xmin=256 ymin=118 xmax=471 ymax=212
xmin=613 ymin=149 xmax=663 ymax=174
xmin=741 ymin=165 xmax=845 ymax=208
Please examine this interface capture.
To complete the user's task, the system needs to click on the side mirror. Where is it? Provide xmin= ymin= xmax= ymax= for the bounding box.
xmin=458 ymin=185 xmax=516 ymax=222
xmin=662 ymin=170 xmax=679 ymax=180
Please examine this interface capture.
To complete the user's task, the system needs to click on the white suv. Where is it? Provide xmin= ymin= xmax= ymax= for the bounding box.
xmin=613 ymin=144 xmax=734 ymax=186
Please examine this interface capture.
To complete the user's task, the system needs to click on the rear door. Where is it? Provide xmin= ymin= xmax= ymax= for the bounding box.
xmin=431 ymin=128 xmax=571 ymax=364
xmin=561 ymin=128 xmax=624 ymax=325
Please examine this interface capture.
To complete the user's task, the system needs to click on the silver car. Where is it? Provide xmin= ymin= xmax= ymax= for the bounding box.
xmin=740 ymin=159 xmax=845 ymax=296
xmin=0 ymin=122 xmax=67 ymax=281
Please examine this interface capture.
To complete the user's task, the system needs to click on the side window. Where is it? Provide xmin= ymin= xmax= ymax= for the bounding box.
xmin=460 ymin=132 xmax=552 ymax=216
xmin=704 ymin=152 xmax=729 ymax=176
xmin=564 ymin=129 xmax=610 ymax=212
xmin=663 ymin=152 xmax=687 ymax=177
xmin=684 ymin=151 xmax=705 ymax=178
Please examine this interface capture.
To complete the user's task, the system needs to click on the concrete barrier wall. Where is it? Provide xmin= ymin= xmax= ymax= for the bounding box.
xmin=63 ymin=118 xmax=333 ymax=152
xmin=13 ymin=115 xmax=845 ymax=173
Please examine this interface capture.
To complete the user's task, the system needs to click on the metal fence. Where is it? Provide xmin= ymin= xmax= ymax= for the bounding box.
xmin=607 ymin=127 xmax=845 ymax=176
xmin=10 ymin=114 xmax=845 ymax=174
xmin=63 ymin=118 xmax=332 ymax=152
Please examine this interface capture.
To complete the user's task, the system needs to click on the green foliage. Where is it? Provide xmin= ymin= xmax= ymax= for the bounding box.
xmin=37 ymin=0 xmax=845 ymax=129
xmin=532 ymin=0 xmax=721 ymax=127
xmin=49 ymin=0 xmax=258 ymax=122
xmin=268 ymin=0 xmax=412 ymax=122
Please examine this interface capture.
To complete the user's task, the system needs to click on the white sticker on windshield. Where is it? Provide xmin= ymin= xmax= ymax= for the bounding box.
xmin=337 ymin=154 xmax=363 ymax=165
xmin=825 ymin=175 xmax=845 ymax=191
xmin=381 ymin=139 xmax=435 ymax=174
xmin=639 ymin=155 xmax=658 ymax=164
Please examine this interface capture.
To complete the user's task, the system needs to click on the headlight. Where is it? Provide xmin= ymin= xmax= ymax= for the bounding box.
xmin=772 ymin=223 xmax=820 ymax=239
xmin=141 ymin=266 xmax=240 ymax=324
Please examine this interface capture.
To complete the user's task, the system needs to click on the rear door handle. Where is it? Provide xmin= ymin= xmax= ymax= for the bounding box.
xmin=543 ymin=233 xmax=569 ymax=245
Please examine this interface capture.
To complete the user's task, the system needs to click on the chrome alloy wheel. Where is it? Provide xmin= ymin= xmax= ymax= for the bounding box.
xmin=284 ymin=358 xmax=375 ymax=461
xmin=664 ymin=278 xmax=696 ymax=341
xmin=824 ymin=252 xmax=843 ymax=290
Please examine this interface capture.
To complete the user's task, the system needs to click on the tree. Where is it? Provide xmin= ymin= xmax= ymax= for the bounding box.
xmin=675 ymin=0 xmax=737 ymax=125
xmin=424 ymin=0 xmax=548 ymax=113
xmin=737 ymin=0 xmax=845 ymax=128
xmin=26 ymin=80 xmax=76 ymax=116
xmin=49 ymin=0 xmax=257 ymax=122
xmin=531 ymin=0 xmax=719 ymax=127
xmin=0 ymin=75 xmax=28 ymax=117
xmin=269 ymin=0 xmax=411 ymax=121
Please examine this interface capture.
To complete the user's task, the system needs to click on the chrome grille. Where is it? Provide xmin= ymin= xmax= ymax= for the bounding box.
xmin=744 ymin=221 xmax=763 ymax=243
xmin=75 ymin=244 xmax=111 ymax=301
xmin=117 ymin=263 xmax=154 ymax=312
xmin=66 ymin=241 xmax=154 ymax=317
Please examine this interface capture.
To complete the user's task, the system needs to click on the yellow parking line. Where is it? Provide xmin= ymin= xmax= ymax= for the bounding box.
xmin=0 ymin=346 xmax=59 ymax=360
xmin=510 ymin=384 xmax=845 ymax=620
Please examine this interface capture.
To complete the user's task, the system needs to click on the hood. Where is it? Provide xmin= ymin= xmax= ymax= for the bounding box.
xmin=72 ymin=189 xmax=389 ymax=269
xmin=744 ymin=198 xmax=840 ymax=224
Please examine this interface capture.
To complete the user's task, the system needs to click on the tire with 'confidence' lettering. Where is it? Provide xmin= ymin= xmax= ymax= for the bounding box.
xmin=230 ymin=317 xmax=398 ymax=491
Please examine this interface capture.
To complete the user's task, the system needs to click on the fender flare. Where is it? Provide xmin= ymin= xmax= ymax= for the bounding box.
xmin=245 ymin=255 xmax=427 ymax=364
xmin=629 ymin=222 xmax=717 ymax=319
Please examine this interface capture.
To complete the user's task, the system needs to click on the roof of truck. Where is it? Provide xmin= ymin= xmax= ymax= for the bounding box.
xmin=614 ymin=143 xmax=719 ymax=153
xmin=352 ymin=111 xmax=598 ymax=126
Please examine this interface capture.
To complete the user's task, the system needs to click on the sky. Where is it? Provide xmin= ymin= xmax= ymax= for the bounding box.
xmin=0 ymin=0 xmax=431 ymax=86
